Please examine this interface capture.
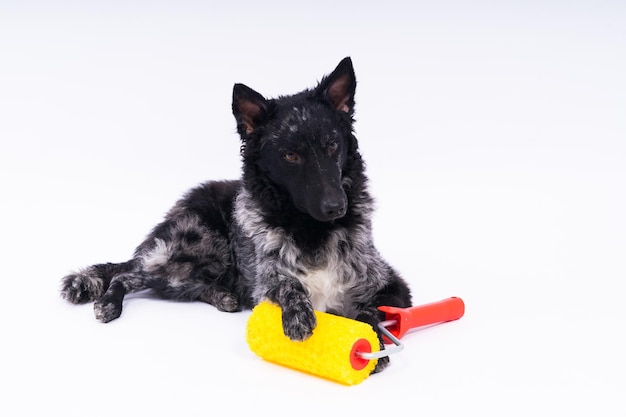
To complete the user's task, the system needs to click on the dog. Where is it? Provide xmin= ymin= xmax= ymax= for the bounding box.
xmin=60 ymin=57 xmax=412 ymax=372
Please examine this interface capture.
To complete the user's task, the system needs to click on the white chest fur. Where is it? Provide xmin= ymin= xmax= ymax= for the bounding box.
xmin=297 ymin=267 xmax=347 ymax=313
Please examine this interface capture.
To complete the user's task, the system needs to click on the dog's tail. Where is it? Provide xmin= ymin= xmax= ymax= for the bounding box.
xmin=60 ymin=260 xmax=137 ymax=304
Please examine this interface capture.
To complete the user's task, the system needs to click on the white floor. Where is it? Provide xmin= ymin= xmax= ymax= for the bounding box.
xmin=1 ymin=1 xmax=624 ymax=416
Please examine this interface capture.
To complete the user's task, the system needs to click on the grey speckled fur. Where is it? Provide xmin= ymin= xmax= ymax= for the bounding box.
xmin=60 ymin=57 xmax=412 ymax=373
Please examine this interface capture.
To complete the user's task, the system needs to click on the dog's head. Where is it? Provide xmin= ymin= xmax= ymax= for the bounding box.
xmin=233 ymin=57 xmax=359 ymax=223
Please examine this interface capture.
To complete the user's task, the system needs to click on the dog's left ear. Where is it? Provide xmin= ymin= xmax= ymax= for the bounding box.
xmin=316 ymin=57 xmax=356 ymax=114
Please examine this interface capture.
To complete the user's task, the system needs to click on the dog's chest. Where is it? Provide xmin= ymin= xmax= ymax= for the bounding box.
xmin=265 ymin=227 xmax=352 ymax=313
xmin=298 ymin=267 xmax=347 ymax=313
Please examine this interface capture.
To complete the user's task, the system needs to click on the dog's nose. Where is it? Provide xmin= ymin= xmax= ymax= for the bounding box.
xmin=321 ymin=199 xmax=346 ymax=219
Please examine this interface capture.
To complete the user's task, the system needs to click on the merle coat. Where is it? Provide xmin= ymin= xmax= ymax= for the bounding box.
xmin=61 ymin=57 xmax=412 ymax=372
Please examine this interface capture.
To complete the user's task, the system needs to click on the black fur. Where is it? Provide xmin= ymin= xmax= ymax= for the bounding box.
xmin=60 ymin=57 xmax=412 ymax=373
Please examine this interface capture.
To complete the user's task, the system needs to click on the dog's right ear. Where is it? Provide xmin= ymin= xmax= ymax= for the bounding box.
xmin=232 ymin=83 xmax=270 ymax=135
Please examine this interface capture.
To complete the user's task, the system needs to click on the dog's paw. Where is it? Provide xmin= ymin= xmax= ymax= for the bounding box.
xmin=281 ymin=302 xmax=316 ymax=341
xmin=200 ymin=288 xmax=241 ymax=312
xmin=372 ymin=353 xmax=390 ymax=374
xmin=60 ymin=272 xmax=103 ymax=304
xmin=214 ymin=291 xmax=240 ymax=312
xmin=94 ymin=299 xmax=122 ymax=323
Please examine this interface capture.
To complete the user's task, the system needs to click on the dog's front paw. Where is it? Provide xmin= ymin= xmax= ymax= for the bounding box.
xmin=281 ymin=301 xmax=316 ymax=341
xmin=60 ymin=271 xmax=104 ymax=304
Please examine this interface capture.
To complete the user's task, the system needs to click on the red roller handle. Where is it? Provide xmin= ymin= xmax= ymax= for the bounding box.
xmin=378 ymin=297 xmax=465 ymax=340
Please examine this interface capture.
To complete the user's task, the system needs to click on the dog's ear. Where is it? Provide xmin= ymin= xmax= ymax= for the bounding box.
xmin=232 ymin=83 xmax=269 ymax=135
xmin=316 ymin=57 xmax=356 ymax=114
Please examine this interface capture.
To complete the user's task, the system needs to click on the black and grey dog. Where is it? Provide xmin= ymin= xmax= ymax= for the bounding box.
xmin=60 ymin=57 xmax=412 ymax=372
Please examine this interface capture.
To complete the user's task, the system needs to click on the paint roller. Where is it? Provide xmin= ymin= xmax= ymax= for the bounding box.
xmin=246 ymin=297 xmax=465 ymax=385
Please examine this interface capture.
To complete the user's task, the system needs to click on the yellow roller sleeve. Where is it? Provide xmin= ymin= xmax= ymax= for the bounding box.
xmin=246 ymin=301 xmax=380 ymax=385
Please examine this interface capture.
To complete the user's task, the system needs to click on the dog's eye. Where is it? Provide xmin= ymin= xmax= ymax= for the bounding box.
xmin=283 ymin=151 xmax=301 ymax=163
xmin=327 ymin=141 xmax=338 ymax=155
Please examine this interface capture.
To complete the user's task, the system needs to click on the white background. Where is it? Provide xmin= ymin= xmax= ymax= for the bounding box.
xmin=1 ymin=1 xmax=624 ymax=415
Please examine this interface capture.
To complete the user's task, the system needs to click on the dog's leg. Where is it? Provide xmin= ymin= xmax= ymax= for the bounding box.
xmin=266 ymin=278 xmax=317 ymax=341
xmin=60 ymin=261 xmax=136 ymax=304
xmin=355 ymin=307 xmax=391 ymax=373
xmin=198 ymin=285 xmax=240 ymax=312
xmin=150 ymin=269 xmax=242 ymax=313
xmin=93 ymin=269 xmax=151 ymax=323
